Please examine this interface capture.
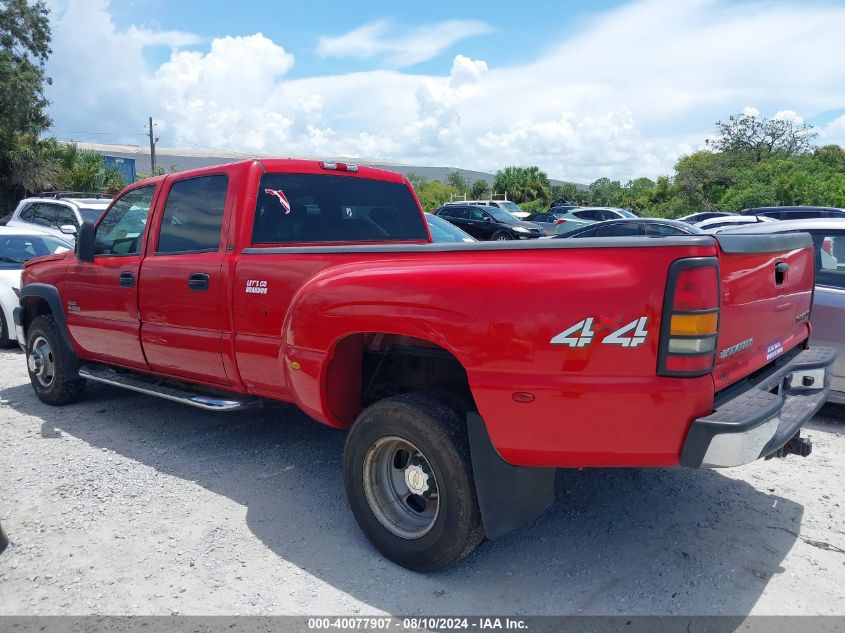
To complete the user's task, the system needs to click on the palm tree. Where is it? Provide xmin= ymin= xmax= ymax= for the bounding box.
xmin=493 ymin=166 xmax=551 ymax=203
xmin=43 ymin=141 xmax=125 ymax=193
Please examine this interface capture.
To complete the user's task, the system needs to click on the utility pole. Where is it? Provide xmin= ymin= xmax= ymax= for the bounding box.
xmin=147 ymin=116 xmax=158 ymax=174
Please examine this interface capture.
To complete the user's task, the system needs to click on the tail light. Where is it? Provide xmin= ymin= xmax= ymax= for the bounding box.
xmin=12 ymin=287 xmax=21 ymax=298
xmin=657 ymin=257 xmax=720 ymax=377
xmin=555 ymin=219 xmax=566 ymax=225
xmin=321 ymin=161 xmax=358 ymax=172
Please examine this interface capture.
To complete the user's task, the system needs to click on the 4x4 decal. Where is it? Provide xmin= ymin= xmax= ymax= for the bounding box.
xmin=551 ymin=316 xmax=649 ymax=348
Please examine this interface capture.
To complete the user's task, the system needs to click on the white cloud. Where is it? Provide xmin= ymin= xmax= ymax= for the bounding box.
xmin=316 ymin=19 xmax=494 ymax=67
xmin=125 ymin=25 xmax=202 ymax=48
xmin=46 ymin=0 xmax=845 ymax=183
xmin=449 ymin=54 xmax=488 ymax=89
xmin=820 ymin=114 xmax=845 ymax=147
xmin=772 ymin=110 xmax=804 ymax=124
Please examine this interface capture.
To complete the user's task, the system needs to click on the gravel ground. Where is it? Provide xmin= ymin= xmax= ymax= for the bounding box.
xmin=0 ymin=346 xmax=843 ymax=616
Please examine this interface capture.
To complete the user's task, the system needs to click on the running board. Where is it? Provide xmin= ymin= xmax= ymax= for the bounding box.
xmin=78 ymin=364 xmax=260 ymax=412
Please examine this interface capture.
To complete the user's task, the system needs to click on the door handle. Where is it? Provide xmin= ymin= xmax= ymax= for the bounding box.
xmin=188 ymin=272 xmax=210 ymax=292
xmin=119 ymin=271 xmax=135 ymax=288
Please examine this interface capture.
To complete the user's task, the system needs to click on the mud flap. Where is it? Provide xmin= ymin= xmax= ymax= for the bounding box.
xmin=467 ymin=412 xmax=556 ymax=539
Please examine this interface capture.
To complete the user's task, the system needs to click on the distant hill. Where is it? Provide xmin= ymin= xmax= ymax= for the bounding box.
xmin=74 ymin=142 xmax=587 ymax=190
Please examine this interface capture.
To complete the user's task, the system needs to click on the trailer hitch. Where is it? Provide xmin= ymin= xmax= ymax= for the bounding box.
xmin=766 ymin=432 xmax=812 ymax=459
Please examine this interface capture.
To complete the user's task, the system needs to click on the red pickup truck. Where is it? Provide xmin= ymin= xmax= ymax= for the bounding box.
xmin=14 ymin=159 xmax=835 ymax=571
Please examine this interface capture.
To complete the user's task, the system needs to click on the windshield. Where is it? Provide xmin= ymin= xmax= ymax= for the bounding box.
xmin=487 ymin=208 xmax=518 ymax=224
xmin=618 ymin=209 xmax=638 ymax=218
xmin=425 ymin=213 xmax=475 ymax=243
xmin=0 ymin=234 xmax=71 ymax=268
xmin=498 ymin=201 xmax=523 ymax=214
xmin=80 ymin=207 xmax=105 ymax=223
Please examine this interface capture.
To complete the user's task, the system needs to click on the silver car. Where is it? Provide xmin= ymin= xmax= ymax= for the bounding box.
xmin=719 ymin=219 xmax=845 ymax=403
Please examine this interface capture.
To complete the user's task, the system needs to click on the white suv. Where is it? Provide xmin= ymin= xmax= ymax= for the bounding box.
xmin=6 ymin=193 xmax=111 ymax=243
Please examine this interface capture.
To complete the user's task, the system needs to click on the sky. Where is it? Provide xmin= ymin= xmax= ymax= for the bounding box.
xmin=43 ymin=0 xmax=845 ymax=183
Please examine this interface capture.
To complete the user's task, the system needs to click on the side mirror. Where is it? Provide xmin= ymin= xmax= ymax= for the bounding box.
xmin=76 ymin=221 xmax=96 ymax=262
xmin=59 ymin=224 xmax=78 ymax=235
xmin=483 ymin=216 xmax=492 ymax=222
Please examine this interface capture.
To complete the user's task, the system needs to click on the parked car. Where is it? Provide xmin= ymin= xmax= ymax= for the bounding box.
xmin=425 ymin=212 xmax=476 ymax=243
xmin=442 ymin=199 xmax=529 ymax=219
xmin=525 ymin=211 xmax=593 ymax=236
xmin=434 ymin=204 xmax=544 ymax=240
xmin=556 ymin=218 xmax=702 ymax=238
xmin=15 ymin=158 xmax=834 ymax=571
xmin=6 ymin=192 xmax=111 ymax=243
xmin=719 ymin=219 xmax=845 ymax=403
xmin=0 ymin=226 xmax=72 ymax=347
xmin=566 ymin=207 xmax=639 ymax=222
xmin=677 ymin=211 xmax=735 ymax=224
xmin=695 ymin=215 xmax=778 ymax=232
xmin=740 ymin=206 xmax=845 ymax=220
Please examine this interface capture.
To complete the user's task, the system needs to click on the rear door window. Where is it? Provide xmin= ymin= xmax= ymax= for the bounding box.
xmin=573 ymin=210 xmax=598 ymax=221
xmin=645 ymin=223 xmax=684 ymax=236
xmin=32 ymin=203 xmax=58 ymax=227
xmin=157 ymin=175 xmax=228 ymax=254
xmin=253 ymin=173 xmax=427 ymax=244
xmin=595 ymin=222 xmax=642 ymax=237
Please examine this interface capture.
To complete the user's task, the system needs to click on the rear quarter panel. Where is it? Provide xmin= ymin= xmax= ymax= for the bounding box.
xmin=236 ymin=241 xmax=718 ymax=467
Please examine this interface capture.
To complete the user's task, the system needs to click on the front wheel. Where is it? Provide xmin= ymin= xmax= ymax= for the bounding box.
xmin=343 ymin=393 xmax=484 ymax=571
xmin=492 ymin=232 xmax=511 ymax=241
xmin=26 ymin=315 xmax=85 ymax=406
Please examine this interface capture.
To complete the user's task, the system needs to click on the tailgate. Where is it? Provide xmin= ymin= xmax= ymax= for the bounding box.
xmin=712 ymin=232 xmax=815 ymax=391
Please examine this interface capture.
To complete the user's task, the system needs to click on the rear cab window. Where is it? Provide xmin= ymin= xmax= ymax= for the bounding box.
xmin=252 ymin=173 xmax=427 ymax=244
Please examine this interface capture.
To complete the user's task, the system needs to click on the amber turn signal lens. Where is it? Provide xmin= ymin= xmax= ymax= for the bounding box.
xmin=670 ymin=312 xmax=718 ymax=336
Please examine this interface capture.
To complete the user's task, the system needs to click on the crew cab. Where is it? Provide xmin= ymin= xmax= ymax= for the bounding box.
xmin=14 ymin=159 xmax=835 ymax=571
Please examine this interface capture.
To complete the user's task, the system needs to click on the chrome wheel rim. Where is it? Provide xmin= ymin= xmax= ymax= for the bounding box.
xmin=495 ymin=234 xmax=509 ymax=240
xmin=362 ymin=436 xmax=440 ymax=539
xmin=28 ymin=336 xmax=55 ymax=388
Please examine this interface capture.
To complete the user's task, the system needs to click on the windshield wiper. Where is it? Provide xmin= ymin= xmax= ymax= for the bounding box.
xmin=0 ymin=256 xmax=24 ymax=264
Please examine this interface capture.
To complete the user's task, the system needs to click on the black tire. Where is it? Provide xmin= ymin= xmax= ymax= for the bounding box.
xmin=343 ymin=393 xmax=485 ymax=572
xmin=25 ymin=314 xmax=85 ymax=406
xmin=492 ymin=232 xmax=511 ymax=241
xmin=0 ymin=309 xmax=11 ymax=348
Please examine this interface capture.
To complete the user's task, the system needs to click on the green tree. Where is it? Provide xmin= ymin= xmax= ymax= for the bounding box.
xmin=414 ymin=180 xmax=457 ymax=212
xmin=550 ymin=183 xmax=580 ymax=204
xmin=470 ymin=178 xmax=488 ymax=198
xmin=706 ymin=111 xmax=817 ymax=162
xmin=588 ymin=177 xmax=623 ymax=207
xmin=405 ymin=172 xmax=428 ymax=189
xmin=493 ymin=166 xmax=550 ymax=203
xmin=0 ymin=0 xmax=54 ymax=210
xmin=447 ymin=170 xmax=468 ymax=196
xmin=43 ymin=141 xmax=125 ymax=193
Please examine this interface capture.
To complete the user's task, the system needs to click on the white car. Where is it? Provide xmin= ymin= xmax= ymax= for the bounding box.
xmin=694 ymin=215 xmax=778 ymax=232
xmin=6 ymin=193 xmax=111 ymax=244
xmin=0 ymin=227 xmax=72 ymax=347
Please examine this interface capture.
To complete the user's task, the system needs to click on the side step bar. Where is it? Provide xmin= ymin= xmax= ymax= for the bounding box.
xmin=78 ymin=364 xmax=260 ymax=412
